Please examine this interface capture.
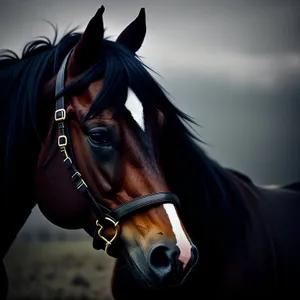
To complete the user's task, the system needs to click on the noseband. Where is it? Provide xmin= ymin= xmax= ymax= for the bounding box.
xmin=53 ymin=51 xmax=180 ymax=256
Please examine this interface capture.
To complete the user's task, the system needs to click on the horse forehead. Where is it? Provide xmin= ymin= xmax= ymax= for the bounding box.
xmin=125 ymin=89 xmax=145 ymax=131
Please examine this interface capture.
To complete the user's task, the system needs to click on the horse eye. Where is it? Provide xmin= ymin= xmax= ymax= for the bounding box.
xmin=88 ymin=129 xmax=111 ymax=147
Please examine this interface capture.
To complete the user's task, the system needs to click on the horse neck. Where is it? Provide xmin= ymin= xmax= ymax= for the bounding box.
xmin=0 ymin=66 xmax=56 ymax=259
xmin=162 ymin=134 xmax=250 ymax=256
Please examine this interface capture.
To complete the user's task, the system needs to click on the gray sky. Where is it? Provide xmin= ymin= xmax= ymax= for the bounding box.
xmin=0 ymin=0 xmax=299 ymax=232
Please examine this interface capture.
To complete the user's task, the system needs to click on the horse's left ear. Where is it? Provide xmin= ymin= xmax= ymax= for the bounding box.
xmin=67 ymin=5 xmax=105 ymax=77
xmin=116 ymin=8 xmax=146 ymax=53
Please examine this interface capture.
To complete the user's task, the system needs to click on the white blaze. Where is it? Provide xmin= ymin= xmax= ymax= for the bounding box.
xmin=125 ymin=89 xmax=145 ymax=131
xmin=163 ymin=203 xmax=192 ymax=269
xmin=125 ymin=90 xmax=191 ymax=268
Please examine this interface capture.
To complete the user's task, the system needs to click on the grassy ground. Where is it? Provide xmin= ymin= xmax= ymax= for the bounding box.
xmin=4 ymin=240 xmax=116 ymax=300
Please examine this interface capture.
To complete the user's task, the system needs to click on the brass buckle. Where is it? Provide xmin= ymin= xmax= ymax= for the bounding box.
xmin=60 ymin=147 xmax=72 ymax=164
xmin=58 ymin=135 xmax=67 ymax=147
xmin=54 ymin=108 xmax=66 ymax=122
xmin=96 ymin=217 xmax=120 ymax=254
xmin=71 ymin=171 xmax=87 ymax=190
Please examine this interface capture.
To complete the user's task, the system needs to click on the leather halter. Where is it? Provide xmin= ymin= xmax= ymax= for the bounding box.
xmin=53 ymin=51 xmax=180 ymax=256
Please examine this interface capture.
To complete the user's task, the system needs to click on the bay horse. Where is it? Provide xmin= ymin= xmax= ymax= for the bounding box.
xmin=1 ymin=6 xmax=300 ymax=299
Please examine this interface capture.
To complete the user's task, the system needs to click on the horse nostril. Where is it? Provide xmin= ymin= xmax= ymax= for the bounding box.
xmin=148 ymin=243 xmax=181 ymax=283
xmin=149 ymin=244 xmax=174 ymax=268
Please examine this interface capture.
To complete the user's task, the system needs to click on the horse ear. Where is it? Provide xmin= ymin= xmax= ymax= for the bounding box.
xmin=67 ymin=5 xmax=105 ymax=77
xmin=116 ymin=8 xmax=146 ymax=53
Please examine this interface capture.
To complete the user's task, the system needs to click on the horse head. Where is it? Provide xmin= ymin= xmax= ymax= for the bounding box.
xmin=35 ymin=6 xmax=198 ymax=291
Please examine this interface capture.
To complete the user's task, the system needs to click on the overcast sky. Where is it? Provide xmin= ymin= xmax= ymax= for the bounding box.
xmin=0 ymin=0 xmax=299 ymax=232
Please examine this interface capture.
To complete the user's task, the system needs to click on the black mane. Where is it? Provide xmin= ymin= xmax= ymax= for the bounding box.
xmin=0 ymin=26 xmax=80 ymax=193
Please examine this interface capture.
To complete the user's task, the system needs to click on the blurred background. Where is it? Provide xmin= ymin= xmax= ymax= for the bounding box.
xmin=1 ymin=0 xmax=299 ymax=299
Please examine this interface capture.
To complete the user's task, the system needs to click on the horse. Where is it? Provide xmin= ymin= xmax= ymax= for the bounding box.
xmin=1 ymin=6 xmax=300 ymax=299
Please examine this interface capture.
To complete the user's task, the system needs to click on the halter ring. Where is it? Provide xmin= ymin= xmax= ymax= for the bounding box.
xmin=96 ymin=217 xmax=120 ymax=254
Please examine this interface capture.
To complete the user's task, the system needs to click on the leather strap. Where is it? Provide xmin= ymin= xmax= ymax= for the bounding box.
xmin=54 ymin=50 xmax=108 ymax=222
xmin=108 ymin=192 xmax=180 ymax=220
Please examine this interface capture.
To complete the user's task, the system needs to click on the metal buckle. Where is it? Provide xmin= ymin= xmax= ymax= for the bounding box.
xmin=60 ymin=147 xmax=72 ymax=164
xmin=58 ymin=135 xmax=67 ymax=147
xmin=71 ymin=171 xmax=87 ymax=190
xmin=54 ymin=108 xmax=66 ymax=122
xmin=96 ymin=217 xmax=120 ymax=254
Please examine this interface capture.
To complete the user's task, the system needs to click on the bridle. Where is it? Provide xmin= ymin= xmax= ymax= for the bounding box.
xmin=53 ymin=51 xmax=180 ymax=256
